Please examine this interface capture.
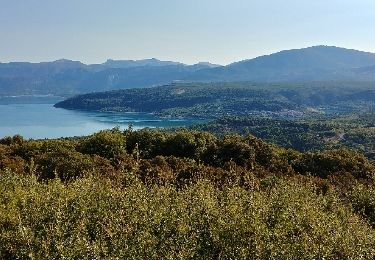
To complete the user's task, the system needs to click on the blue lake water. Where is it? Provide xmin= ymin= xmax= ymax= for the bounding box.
xmin=0 ymin=96 xmax=202 ymax=139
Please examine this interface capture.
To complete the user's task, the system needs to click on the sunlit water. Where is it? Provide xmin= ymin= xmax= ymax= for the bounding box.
xmin=0 ymin=96 xmax=202 ymax=139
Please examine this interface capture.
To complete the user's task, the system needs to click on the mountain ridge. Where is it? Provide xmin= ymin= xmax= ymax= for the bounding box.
xmin=2 ymin=45 xmax=375 ymax=96
xmin=188 ymin=45 xmax=375 ymax=82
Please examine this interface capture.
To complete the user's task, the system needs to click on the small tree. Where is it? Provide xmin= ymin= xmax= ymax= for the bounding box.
xmin=79 ymin=128 xmax=126 ymax=160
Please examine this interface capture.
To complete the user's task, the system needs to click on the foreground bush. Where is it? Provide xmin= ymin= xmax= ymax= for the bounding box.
xmin=349 ymin=184 xmax=375 ymax=227
xmin=0 ymin=130 xmax=374 ymax=258
xmin=0 ymin=173 xmax=374 ymax=259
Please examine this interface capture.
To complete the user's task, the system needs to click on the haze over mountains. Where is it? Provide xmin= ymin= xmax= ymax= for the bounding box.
xmin=0 ymin=58 xmax=221 ymax=96
xmin=190 ymin=45 xmax=375 ymax=82
xmin=2 ymin=45 xmax=375 ymax=96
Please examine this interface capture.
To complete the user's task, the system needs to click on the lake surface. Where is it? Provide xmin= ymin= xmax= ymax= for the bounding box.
xmin=0 ymin=96 xmax=202 ymax=139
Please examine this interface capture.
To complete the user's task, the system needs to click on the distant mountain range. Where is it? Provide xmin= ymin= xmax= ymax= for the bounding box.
xmin=2 ymin=46 xmax=375 ymax=96
xmin=190 ymin=45 xmax=375 ymax=82
xmin=0 ymin=58 xmax=221 ymax=96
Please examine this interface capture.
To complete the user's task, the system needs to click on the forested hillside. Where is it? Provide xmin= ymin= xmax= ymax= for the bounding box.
xmin=55 ymin=81 xmax=375 ymax=161
xmin=194 ymin=113 xmax=375 ymax=160
xmin=0 ymin=128 xmax=374 ymax=258
xmin=55 ymin=81 xmax=375 ymax=118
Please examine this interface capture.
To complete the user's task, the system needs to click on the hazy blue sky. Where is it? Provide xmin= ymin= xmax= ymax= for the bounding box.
xmin=1 ymin=0 xmax=375 ymax=65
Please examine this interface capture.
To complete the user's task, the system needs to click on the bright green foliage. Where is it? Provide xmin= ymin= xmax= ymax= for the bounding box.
xmin=0 ymin=173 xmax=374 ymax=259
xmin=125 ymin=129 xmax=217 ymax=161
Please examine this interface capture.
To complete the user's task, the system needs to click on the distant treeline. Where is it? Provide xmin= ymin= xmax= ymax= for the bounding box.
xmin=55 ymin=81 xmax=375 ymax=119
xmin=193 ymin=112 xmax=375 ymax=160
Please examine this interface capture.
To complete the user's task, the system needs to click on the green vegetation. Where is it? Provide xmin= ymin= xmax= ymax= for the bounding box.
xmin=9 ymin=80 xmax=374 ymax=257
xmin=55 ymin=81 xmax=375 ymax=119
xmin=55 ymin=81 xmax=375 ymax=161
xmin=1 ymin=128 xmax=374 ymax=258
xmin=194 ymin=113 xmax=375 ymax=160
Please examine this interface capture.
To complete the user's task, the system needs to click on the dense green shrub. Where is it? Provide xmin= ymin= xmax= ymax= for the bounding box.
xmin=163 ymin=130 xmax=217 ymax=160
xmin=34 ymin=150 xmax=103 ymax=180
xmin=0 ymin=144 xmax=27 ymax=175
xmin=13 ymin=139 xmax=77 ymax=161
xmin=0 ymin=130 xmax=375 ymax=258
xmin=349 ymin=184 xmax=375 ymax=227
xmin=292 ymin=149 xmax=375 ymax=180
xmin=125 ymin=128 xmax=167 ymax=158
xmin=126 ymin=129 xmax=217 ymax=161
xmin=78 ymin=128 xmax=126 ymax=159
xmin=0 ymin=134 xmax=24 ymax=146
xmin=215 ymin=135 xmax=256 ymax=167
xmin=0 ymin=173 xmax=374 ymax=259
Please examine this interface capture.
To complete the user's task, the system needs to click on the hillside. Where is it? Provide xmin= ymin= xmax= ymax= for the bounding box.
xmin=3 ymin=46 xmax=375 ymax=96
xmin=190 ymin=46 xmax=375 ymax=81
xmin=55 ymin=81 xmax=375 ymax=118
xmin=55 ymin=81 xmax=375 ymax=160
xmin=193 ymin=113 xmax=375 ymax=160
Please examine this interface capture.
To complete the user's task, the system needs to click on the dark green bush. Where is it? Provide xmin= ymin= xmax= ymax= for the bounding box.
xmin=125 ymin=128 xmax=167 ymax=158
xmin=349 ymin=184 xmax=375 ymax=227
xmin=35 ymin=149 xmax=96 ymax=180
xmin=79 ymin=128 xmax=126 ymax=160
xmin=292 ymin=149 xmax=375 ymax=180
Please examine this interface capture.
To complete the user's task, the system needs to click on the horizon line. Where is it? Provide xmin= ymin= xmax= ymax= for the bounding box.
xmin=1 ymin=44 xmax=374 ymax=66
